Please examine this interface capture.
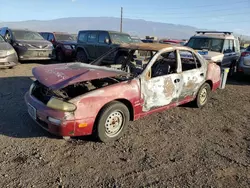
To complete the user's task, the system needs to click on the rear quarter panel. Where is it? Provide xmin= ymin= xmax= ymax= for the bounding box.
xmin=206 ymin=62 xmax=221 ymax=90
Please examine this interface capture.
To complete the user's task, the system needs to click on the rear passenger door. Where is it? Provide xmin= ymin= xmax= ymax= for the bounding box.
xmin=179 ymin=50 xmax=206 ymax=98
xmin=86 ymin=32 xmax=98 ymax=60
xmin=96 ymin=31 xmax=112 ymax=58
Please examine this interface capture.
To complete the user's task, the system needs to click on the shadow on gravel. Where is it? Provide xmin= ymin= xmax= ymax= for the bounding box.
xmin=226 ymin=75 xmax=250 ymax=86
xmin=0 ymin=76 xmax=52 ymax=138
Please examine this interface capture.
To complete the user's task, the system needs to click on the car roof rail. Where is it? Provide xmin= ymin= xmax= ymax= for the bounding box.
xmin=196 ymin=31 xmax=233 ymax=35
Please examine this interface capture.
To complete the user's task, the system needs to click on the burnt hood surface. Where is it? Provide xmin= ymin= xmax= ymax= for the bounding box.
xmin=32 ymin=62 xmax=128 ymax=90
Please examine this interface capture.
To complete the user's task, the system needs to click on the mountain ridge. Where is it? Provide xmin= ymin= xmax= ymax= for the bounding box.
xmin=1 ymin=17 xmax=249 ymax=40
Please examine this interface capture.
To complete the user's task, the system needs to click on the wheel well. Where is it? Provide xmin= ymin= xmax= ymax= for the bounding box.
xmin=115 ymin=99 xmax=134 ymax=121
xmin=92 ymin=99 xmax=134 ymax=134
xmin=205 ymin=80 xmax=213 ymax=89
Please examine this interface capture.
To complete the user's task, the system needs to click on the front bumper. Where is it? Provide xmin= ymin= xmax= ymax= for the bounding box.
xmin=17 ymin=48 xmax=54 ymax=61
xmin=24 ymin=92 xmax=94 ymax=137
xmin=0 ymin=53 xmax=18 ymax=68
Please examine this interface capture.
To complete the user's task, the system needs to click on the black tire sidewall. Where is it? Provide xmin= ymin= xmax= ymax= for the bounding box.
xmin=76 ymin=50 xmax=88 ymax=63
xmin=96 ymin=102 xmax=130 ymax=142
xmin=196 ymin=83 xmax=211 ymax=108
xmin=56 ymin=50 xmax=64 ymax=62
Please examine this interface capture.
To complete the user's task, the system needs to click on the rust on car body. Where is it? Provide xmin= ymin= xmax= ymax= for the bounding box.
xmin=25 ymin=42 xmax=221 ymax=141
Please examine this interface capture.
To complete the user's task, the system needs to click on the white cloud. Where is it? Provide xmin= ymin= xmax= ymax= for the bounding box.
xmin=71 ymin=0 xmax=76 ymax=2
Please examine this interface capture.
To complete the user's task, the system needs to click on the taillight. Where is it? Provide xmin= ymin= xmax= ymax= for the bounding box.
xmin=241 ymin=52 xmax=250 ymax=57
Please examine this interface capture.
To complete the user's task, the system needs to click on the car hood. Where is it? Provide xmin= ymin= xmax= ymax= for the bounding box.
xmin=0 ymin=42 xmax=14 ymax=50
xmin=196 ymin=50 xmax=224 ymax=63
xmin=32 ymin=62 xmax=128 ymax=90
xmin=58 ymin=40 xmax=77 ymax=45
xmin=16 ymin=40 xmax=52 ymax=47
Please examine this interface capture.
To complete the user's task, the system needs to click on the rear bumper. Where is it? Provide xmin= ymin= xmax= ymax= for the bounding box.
xmin=0 ymin=53 xmax=18 ymax=68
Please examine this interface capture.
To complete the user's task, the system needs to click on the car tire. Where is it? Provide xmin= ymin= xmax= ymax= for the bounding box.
xmin=56 ymin=50 xmax=65 ymax=62
xmin=195 ymin=83 xmax=211 ymax=108
xmin=76 ymin=50 xmax=88 ymax=63
xmin=95 ymin=101 xmax=130 ymax=143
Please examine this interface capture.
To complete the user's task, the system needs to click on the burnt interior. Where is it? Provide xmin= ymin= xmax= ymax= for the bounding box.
xmin=31 ymin=76 xmax=127 ymax=104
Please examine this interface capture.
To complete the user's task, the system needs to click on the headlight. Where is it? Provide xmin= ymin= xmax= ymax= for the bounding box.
xmin=29 ymin=82 xmax=35 ymax=94
xmin=71 ymin=45 xmax=75 ymax=49
xmin=64 ymin=45 xmax=72 ymax=49
xmin=6 ymin=49 xmax=16 ymax=56
xmin=47 ymin=97 xmax=76 ymax=112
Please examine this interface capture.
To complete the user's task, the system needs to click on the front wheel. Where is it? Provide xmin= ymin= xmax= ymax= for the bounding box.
xmin=195 ymin=83 xmax=211 ymax=108
xmin=56 ymin=50 xmax=65 ymax=62
xmin=76 ymin=50 xmax=88 ymax=63
xmin=95 ymin=101 xmax=130 ymax=142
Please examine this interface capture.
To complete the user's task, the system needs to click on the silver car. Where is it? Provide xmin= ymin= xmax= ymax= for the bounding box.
xmin=238 ymin=46 xmax=250 ymax=75
xmin=0 ymin=35 xmax=18 ymax=68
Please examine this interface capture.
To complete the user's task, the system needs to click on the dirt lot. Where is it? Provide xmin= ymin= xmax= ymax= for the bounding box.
xmin=0 ymin=62 xmax=250 ymax=188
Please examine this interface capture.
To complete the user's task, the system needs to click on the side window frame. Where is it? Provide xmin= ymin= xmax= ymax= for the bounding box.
xmin=98 ymin=31 xmax=110 ymax=44
xmin=78 ymin=31 xmax=88 ymax=43
xmin=179 ymin=50 xmax=199 ymax=72
xmin=87 ymin=32 xmax=98 ymax=43
xmin=149 ymin=50 xmax=179 ymax=79
xmin=48 ymin=33 xmax=55 ymax=41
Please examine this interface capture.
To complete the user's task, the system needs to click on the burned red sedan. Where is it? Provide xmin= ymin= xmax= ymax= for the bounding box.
xmin=25 ymin=43 xmax=221 ymax=142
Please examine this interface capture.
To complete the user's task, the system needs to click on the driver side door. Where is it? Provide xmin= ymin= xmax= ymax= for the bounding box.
xmin=141 ymin=50 xmax=183 ymax=112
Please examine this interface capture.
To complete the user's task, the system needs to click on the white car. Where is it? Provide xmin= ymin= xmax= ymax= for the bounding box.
xmin=186 ymin=31 xmax=241 ymax=75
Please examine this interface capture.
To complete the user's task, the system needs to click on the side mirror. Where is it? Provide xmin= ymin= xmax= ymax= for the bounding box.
xmin=105 ymin=38 xmax=110 ymax=44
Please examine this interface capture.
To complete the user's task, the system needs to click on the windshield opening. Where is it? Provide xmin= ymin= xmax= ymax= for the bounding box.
xmin=12 ymin=30 xmax=44 ymax=41
xmin=110 ymin=33 xmax=133 ymax=44
xmin=91 ymin=47 xmax=156 ymax=76
xmin=0 ymin=35 xmax=4 ymax=42
xmin=55 ymin=34 xmax=74 ymax=41
xmin=187 ymin=37 xmax=224 ymax=53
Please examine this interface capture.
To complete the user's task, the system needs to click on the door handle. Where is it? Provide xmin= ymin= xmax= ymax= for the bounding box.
xmin=174 ymin=78 xmax=180 ymax=83
xmin=200 ymin=73 xmax=204 ymax=77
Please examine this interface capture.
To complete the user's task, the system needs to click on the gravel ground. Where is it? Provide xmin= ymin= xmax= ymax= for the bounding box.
xmin=0 ymin=63 xmax=250 ymax=188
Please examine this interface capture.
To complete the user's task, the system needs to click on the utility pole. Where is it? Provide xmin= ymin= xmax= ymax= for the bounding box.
xmin=120 ymin=7 xmax=123 ymax=33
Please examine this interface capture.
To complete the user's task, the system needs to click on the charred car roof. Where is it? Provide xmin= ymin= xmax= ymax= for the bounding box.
xmin=118 ymin=43 xmax=192 ymax=51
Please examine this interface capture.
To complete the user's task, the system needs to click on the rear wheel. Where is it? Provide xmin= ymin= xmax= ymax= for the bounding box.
xmin=95 ymin=101 xmax=130 ymax=142
xmin=76 ymin=50 xmax=88 ymax=63
xmin=195 ymin=83 xmax=211 ymax=108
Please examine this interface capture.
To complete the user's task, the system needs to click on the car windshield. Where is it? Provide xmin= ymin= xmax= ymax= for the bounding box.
xmin=0 ymin=35 xmax=4 ymax=42
xmin=55 ymin=34 xmax=74 ymax=41
xmin=12 ymin=30 xmax=44 ymax=40
xmin=110 ymin=33 xmax=133 ymax=44
xmin=187 ymin=37 xmax=224 ymax=53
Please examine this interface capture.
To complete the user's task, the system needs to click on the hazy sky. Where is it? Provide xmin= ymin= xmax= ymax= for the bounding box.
xmin=0 ymin=0 xmax=249 ymax=35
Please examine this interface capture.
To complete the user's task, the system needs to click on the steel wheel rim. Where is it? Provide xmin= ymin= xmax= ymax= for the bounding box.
xmin=200 ymin=87 xmax=208 ymax=105
xmin=105 ymin=111 xmax=124 ymax=137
